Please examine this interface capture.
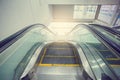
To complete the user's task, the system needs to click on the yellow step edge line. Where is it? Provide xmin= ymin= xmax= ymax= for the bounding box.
xmin=110 ymin=65 xmax=120 ymax=67
xmin=38 ymin=64 xmax=80 ymax=67
xmin=40 ymin=48 xmax=47 ymax=63
xmin=45 ymin=55 xmax=76 ymax=58
xmin=106 ymin=58 xmax=120 ymax=60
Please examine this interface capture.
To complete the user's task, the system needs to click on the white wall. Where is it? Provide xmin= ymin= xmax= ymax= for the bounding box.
xmin=31 ymin=0 xmax=52 ymax=24
xmin=1 ymin=0 xmax=119 ymax=40
xmin=53 ymin=5 xmax=74 ymax=20
xmin=0 ymin=0 xmax=52 ymax=41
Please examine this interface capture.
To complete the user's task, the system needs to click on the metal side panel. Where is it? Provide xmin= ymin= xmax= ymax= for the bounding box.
xmin=20 ymin=43 xmax=46 ymax=79
xmin=32 ymin=66 xmax=84 ymax=80
xmin=70 ymin=41 xmax=95 ymax=80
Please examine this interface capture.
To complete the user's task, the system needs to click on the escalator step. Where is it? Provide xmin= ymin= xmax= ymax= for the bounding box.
xmin=38 ymin=64 xmax=80 ymax=67
xmin=42 ymin=57 xmax=77 ymax=64
xmin=39 ymin=42 xmax=81 ymax=67
xmin=107 ymin=59 xmax=120 ymax=65
xmin=46 ymin=48 xmax=74 ymax=56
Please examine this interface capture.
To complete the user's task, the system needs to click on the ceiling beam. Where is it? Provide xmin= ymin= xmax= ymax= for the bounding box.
xmin=45 ymin=0 xmax=119 ymax=5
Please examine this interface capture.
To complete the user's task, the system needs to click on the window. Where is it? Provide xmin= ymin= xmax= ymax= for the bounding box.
xmin=73 ymin=5 xmax=97 ymax=19
xmin=98 ymin=5 xmax=117 ymax=24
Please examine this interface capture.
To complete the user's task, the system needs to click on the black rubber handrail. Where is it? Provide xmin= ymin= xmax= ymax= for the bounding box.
xmin=0 ymin=23 xmax=53 ymax=53
xmin=87 ymin=25 xmax=120 ymax=55
xmin=89 ymin=24 xmax=120 ymax=38
xmin=113 ymin=26 xmax=120 ymax=29
xmin=91 ymin=26 xmax=120 ymax=47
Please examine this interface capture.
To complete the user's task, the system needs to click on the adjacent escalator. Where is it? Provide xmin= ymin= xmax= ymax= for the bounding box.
xmin=87 ymin=24 xmax=120 ymax=79
xmin=87 ymin=42 xmax=120 ymax=75
xmin=88 ymin=24 xmax=120 ymax=54
xmin=0 ymin=24 xmax=55 ymax=80
xmin=70 ymin=24 xmax=120 ymax=80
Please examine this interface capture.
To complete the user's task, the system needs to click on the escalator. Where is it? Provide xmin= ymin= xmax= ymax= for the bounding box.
xmin=0 ymin=23 xmax=120 ymax=80
xmin=87 ymin=24 xmax=120 ymax=68
xmin=32 ymin=42 xmax=84 ymax=80
xmin=70 ymin=24 xmax=120 ymax=80
xmin=88 ymin=24 xmax=120 ymax=53
xmin=0 ymin=24 xmax=55 ymax=80
xmin=87 ymin=43 xmax=120 ymax=77
xmin=86 ymin=24 xmax=120 ymax=79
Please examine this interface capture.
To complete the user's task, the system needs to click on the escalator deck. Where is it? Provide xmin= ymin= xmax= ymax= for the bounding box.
xmin=39 ymin=42 xmax=80 ymax=67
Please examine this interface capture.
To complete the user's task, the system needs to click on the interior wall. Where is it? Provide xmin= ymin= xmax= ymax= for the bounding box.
xmin=52 ymin=5 xmax=74 ymax=20
xmin=31 ymin=0 xmax=52 ymax=24
xmin=0 ymin=0 xmax=52 ymax=41
xmin=0 ymin=0 xmax=119 ymax=40
xmin=48 ymin=5 xmax=53 ymax=22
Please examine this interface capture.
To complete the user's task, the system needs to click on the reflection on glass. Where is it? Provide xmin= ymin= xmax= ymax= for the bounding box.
xmin=98 ymin=5 xmax=117 ymax=24
xmin=73 ymin=5 xmax=97 ymax=19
